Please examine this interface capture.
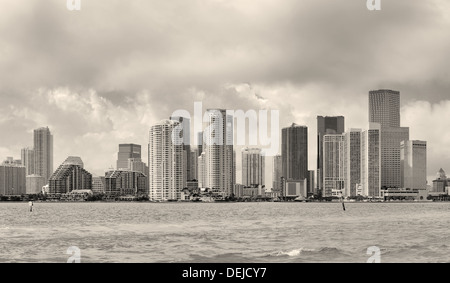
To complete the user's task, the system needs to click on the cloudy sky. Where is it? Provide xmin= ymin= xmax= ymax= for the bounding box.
xmin=1 ymin=0 xmax=449 ymax=185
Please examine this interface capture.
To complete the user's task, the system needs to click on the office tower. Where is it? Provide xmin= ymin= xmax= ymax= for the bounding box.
xmin=148 ymin=119 xmax=185 ymax=201
xmin=197 ymin=132 xmax=203 ymax=156
xmin=308 ymin=170 xmax=315 ymax=195
xmin=203 ymin=109 xmax=235 ymax=196
xmin=189 ymin=148 xmax=198 ymax=181
xmin=323 ymin=134 xmax=345 ymax=197
xmin=116 ymin=144 xmax=141 ymax=170
xmin=49 ymin=160 xmax=92 ymax=194
xmin=317 ymin=116 xmax=345 ymax=193
xmin=63 ymin=156 xmax=84 ymax=168
xmin=369 ymin=89 xmax=400 ymax=128
xmin=344 ymin=129 xmax=362 ymax=197
xmin=401 ymin=140 xmax=427 ymax=190
xmin=272 ymin=155 xmax=282 ymax=192
xmin=105 ymin=170 xmax=147 ymax=196
xmin=92 ymin=176 xmax=106 ymax=195
xmin=170 ymin=116 xmax=191 ymax=185
xmin=368 ymin=89 xmax=409 ymax=188
xmin=282 ymin=123 xmax=308 ymax=181
xmin=21 ymin=147 xmax=35 ymax=176
xmin=198 ymin=152 xmax=206 ymax=188
xmin=26 ymin=175 xmax=45 ymax=194
xmin=380 ymin=127 xmax=410 ymax=188
xmin=0 ymin=164 xmax=26 ymax=195
xmin=242 ymin=148 xmax=265 ymax=187
xmin=361 ymin=123 xmax=381 ymax=197
xmin=34 ymin=127 xmax=53 ymax=184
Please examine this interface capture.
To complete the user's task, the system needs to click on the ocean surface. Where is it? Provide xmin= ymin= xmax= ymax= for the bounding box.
xmin=1 ymin=202 xmax=449 ymax=263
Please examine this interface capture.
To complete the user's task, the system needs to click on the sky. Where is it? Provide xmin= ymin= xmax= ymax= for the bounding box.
xmin=1 ymin=0 xmax=449 ymax=186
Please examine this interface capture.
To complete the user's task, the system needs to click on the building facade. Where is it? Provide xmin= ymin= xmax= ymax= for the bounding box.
xmin=282 ymin=123 xmax=308 ymax=182
xmin=49 ymin=163 xmax=92 ymax=194
xmin=401 ymin=140 xmax=427 ymax=190
xmin=242 ymin=148 xmax=265 ymax=187
xmin=203 ymin=109 xmax=235 ymax=197
xmin=105 ymin=170 xmax=147 ymax=196
xmin=361 ymin=123 xmax=381 ymax=197
xmin=149 ymin=120 xmax=185 ymax=201
xmin=117 ymin=144 xmax=141 ymax=170
xmin=272 ymin=155 xmax=282 ymax=193
xmin=344 ymin=129 xmax=362 ymax=197
xmin=369 ymin=89 xmax=400 ymax=128
xmin=21 ymin=147 xmax=35 ymax=176
xmin=323 ymin=134 xmax=345 ymax=197
xmin=0 ymin=164 xmax=26 ymax=195
xmin=317 ymin=116 xmax=345 ymax=193
xmin=26 ymin=174 xmax=45 ymax=194
xmin=34 ymin=127 xmax=53 ymax=184
xmin=92 ymin=176 xmax=106 ymax=194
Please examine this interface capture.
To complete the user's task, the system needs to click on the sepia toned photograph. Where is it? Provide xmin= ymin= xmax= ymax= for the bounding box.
xmin=1 ymin=0 xmax=449 ymax=268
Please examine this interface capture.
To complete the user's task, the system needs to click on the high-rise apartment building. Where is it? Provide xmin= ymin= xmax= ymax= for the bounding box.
xmin=272 ymin=155 xmax=282 ymax=192
xmin=242 ymin=148 xmax=265 ymax=187
xmin=148 ymin=120 xmax=185 ymax=201
xmin=170 ymin=116 xmax=191 ymax=185
xmin=361 ymin=123 xmax=381 ymax=197
xmin=323 ymin=134 xmax=345 ymax=197
xmin=105 ymin=170 xmax=147 ymax=196
xmin=49 ymin=161 xmax=92 ymax=194
xmin=344 ymin=129 xmax=362 ymax=197
xmin=317 ymin=116 xmax=345 ymax=193
xmin=34 ymin=127 xmax=53 ymax=184
xmin=203 ymin=109 xmax=235 ymax=196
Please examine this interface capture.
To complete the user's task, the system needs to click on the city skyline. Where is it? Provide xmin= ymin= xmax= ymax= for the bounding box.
xmin=1 ymin=0 xmax=450 ymax=186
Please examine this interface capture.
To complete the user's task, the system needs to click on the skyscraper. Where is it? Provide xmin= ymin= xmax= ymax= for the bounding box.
xmin=34 ymin=127 xmax=53 ymax=184
xmin=401 ymin=140 xmax=427 ymax=190
xmin=21 ymin=147 xmax=35 ymax=176
xmin=369 ymin=89 xmax=400 ymax=128
xmin=242 ymin=148 xmax=265 ymax=187
xmin=105 ymin=170 xmax=147 ymax=196
xmin=369 ymin=89 xmax=409 ymax=188
xmin=203 ymin=109 xmax=235 ymax=196
xmin=344 ymin=129 xmax=362 ymax=197
xmin=148 ymin=120 xmax=185 ymax=201
xmin=361 ymin=123 xmax=381 ymax=197
xmin=170 ymin=116 xmax=191 ymax=185
xmin=272 ymin=155 xmax=282 ymax=193
xmin=323 ymin=134 xmax=345 ymax=197
xmin=198 ymin=152 xmax=206 ymax=188
xmin=197 ymin=132 xmax=203 ymax=157
xmin=116 ymin=144 xmax=141 ymax=170
xmin=282 ymin=123 xmax=308 ymax=181
xmin=317 ymin=116 xmax=345 ymax=193
xmin=189 ymin=148 xmax=198 ymax=181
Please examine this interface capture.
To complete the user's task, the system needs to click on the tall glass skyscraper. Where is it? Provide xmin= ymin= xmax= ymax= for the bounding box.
xmin=242 ymin=148 xmax=265 ymax=187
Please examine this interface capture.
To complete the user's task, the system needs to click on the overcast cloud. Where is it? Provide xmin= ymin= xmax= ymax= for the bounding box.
xmin=1 ymin=0 xmax=449 ymax=185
